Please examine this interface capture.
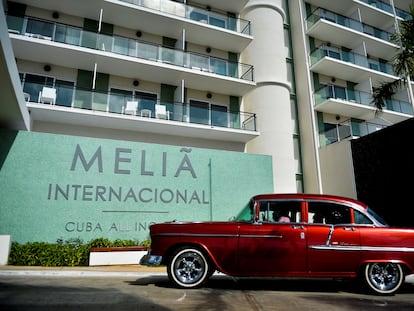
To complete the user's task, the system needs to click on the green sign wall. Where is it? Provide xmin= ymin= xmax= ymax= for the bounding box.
xmin=0 ymin=130 xmax=273 ymax=243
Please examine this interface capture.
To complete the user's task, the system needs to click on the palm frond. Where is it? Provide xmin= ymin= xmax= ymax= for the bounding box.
xmin=372 ymin=4 xmax=414 ymax=113
xmin=371 ymin=79 xmax=402 ymax=111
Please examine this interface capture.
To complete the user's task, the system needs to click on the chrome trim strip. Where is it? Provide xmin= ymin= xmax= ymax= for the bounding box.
xmin=239 ymin=234 xmax=283 ymax=239
xmin=310 ymin=245 xmax=414 ymax=252
xmin=154 ymin=232 xmax=283 ymax=239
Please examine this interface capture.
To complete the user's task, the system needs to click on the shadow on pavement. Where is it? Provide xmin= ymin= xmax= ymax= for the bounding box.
xmin=129 ymin=273 xmax=414 ymax=296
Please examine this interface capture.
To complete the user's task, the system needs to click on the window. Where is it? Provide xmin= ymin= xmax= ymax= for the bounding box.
xmin=21 ymin=74 xmax=74 ymax=106
xmin=211 ymin=104 xmax=227 ymax=127
xmin=333 ymin=85 xmax=346 ymax=100
xmin=26 ymin=18 xmax=54 ymax=39
xmin=354 ymin=210 xmax=373 ymax=225
xmin=114 ymin=37 xmax=135 ymax=56
xmin=55 ymin=80 xmax=74 ymax=107
xmin=109 ymin=88 xmax=132 ymax=114
xmin=308 ymin=201 xmax=351 ymax=224
xmin=189 ymin=100 xmax=228 ymax=127
xmin=55 ymin=25 xmax=81 ymax=45
xmin=258 ymin=200 xmax=302 ymax=223
xmin=189 ymin=10 xmax=208 ymax=23
xmin=210 ymin=58 xmax=226 ymax=76
xmin=210 ymin=15 xmax=226 ymax=28
xmin=323 ymin=122 xmax=338 ymax=144
xmin=136 ymin=91 xmax=157 ymax=116
xmin=189 ymin=100 xmax=209 ymax=125
xmin=22 ymin=74 xmax=53 ymax=103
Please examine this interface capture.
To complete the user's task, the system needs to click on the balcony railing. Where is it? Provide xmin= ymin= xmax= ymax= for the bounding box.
xmin=322 ymin=118 xmax=388 ymax=146
xmin=22 ymin=81 xmax=257 ymax=131
xmin=359 ymin=0 xmax=412 ymax=20
xmin=119 ymin=0 xmax=251 ymax=35
xmin=314 ymin=85 xmax=413 ymax=115
xmin=310 ymin=45 xmax=394 ymax=75
xmin=307 ymin=7 xmax=395 ymax=41
xmin=7 ymin=15 xmax=254 ymax=82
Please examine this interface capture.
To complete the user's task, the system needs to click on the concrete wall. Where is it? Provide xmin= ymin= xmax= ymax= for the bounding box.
xmin=319 ymin=140 xmax=357 ymax=198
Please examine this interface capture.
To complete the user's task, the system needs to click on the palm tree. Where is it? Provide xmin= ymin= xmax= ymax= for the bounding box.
xmin=372 ymin=5 xmax=414 ymax=113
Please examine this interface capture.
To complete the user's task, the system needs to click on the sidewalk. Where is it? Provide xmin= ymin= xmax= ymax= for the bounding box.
xmin=0 ymin=264 xmax=167 ymax=278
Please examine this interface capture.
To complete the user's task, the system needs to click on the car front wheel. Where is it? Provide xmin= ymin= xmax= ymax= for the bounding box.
xmin=167 ymin=247 xmax=210 ymax=288
xmin=364 ymin=262 xmax=404 ymax=295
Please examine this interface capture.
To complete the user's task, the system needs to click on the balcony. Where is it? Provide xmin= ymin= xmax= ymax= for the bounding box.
xmin=119 ymin=0 xmax=251 ymax=35
xmin=359 ymin=0 xmax=412 ymax=20
xmin=14 ymin=0 xmax=252 ymax=53
xmin=306 ymin=7 xmax=398 ymax=59
xmin=314 ymin=85 xmax=413 ymax=123
xmin=7 ymin=15 xmax=254 ymax=96
xmin=23 ymin=81 xmax=258 ymax=143
xmin=310 ymin=45 xmax=397 ymax=85
xmin=322 ymin=118 xmax=388 ymax=146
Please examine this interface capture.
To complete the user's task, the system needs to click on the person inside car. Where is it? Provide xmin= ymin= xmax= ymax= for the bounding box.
xmin=273 ymin=211 xmax=290 ymax=222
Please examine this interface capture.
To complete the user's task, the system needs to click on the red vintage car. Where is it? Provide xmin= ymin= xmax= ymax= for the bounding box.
xmin=140 ymin=193 xmax=414 ymax=295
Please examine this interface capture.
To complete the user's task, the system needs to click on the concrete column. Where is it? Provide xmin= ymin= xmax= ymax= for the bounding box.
xmin=242 ymin=0 xmax=297 ymax=192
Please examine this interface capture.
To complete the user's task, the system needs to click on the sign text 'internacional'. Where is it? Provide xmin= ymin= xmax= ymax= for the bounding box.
xmin=46 ymin=144 xmax=210 ymax=205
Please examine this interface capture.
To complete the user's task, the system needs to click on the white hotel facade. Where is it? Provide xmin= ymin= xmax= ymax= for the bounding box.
xmin=1 ymin=0 xmax=412 ymax=198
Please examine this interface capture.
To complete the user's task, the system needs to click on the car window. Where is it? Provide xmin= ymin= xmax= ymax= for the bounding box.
xmin=234 ymin=200 xmax=255 ymax=221
xmin=308 ymin=201 xmax=351 ymax=225
xmin=258 ymin=200 xmax=301 ymax=223
xmin=354 ymin=209 xmax=373 ymax=224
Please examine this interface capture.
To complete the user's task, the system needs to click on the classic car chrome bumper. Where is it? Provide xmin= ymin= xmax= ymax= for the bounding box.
xmin=139 ymin=251 xmax=162 ymax=266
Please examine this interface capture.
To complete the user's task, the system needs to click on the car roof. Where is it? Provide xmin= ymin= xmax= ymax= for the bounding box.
xmin=251 ymin=193 xmax=368 ymax=212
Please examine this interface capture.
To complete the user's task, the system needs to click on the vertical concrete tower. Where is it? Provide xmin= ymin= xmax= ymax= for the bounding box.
xmin=242 ymin=0 xmax=297 ymax=193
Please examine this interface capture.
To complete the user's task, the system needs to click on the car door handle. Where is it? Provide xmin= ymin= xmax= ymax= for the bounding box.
xmin=343 ymin=227 xmax=355 ymax=231
xmin=292 ymin=225 xmax=304 ymax=229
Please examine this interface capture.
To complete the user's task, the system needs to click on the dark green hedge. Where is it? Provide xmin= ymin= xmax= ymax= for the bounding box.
xmin=8 ymin=238 xmax=150 ymax=267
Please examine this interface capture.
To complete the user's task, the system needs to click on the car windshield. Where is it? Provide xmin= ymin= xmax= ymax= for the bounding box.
xmin=367 ymin=207 xmax=388 ymax=226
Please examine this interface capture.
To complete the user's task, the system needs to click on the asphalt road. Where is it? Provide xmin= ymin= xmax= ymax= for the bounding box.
xmin=1 ymin=272 xmax=414 ymax=310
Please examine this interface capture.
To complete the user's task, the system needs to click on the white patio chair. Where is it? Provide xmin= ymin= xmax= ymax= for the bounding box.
xmin=124 ymin=101 xmax=138 ymax=115
xmin=40 ymin=87 xmax=56 ymax=105
xmin=155 ymin=104 xmax=170 ymax=119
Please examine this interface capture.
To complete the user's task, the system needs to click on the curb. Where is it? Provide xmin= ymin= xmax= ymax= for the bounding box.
xmin=0 ymin=265 xmax=166 ymax=278
xmin=0 ymin=269 xmax=166 ymax=278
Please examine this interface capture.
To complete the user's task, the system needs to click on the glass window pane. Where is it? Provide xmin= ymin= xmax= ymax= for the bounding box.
xmin=6 ymin=15 xmax=24 ymax=34
xmin=190 ymin=100 xmax=209 ymax=125
xmin=136 ymin=91 xmax=157 ymax=116
xmin=55 ymin=80 xmax=74 ymax=107
xmin=81 ymin=30 xmax=97 ymax=49
xmin=210 ymin=16 xmax=226 ymax=28
xmin=308 ymin=202 xmax=350 ymax=224
xmin=323 ymin=123 xmax=338 ymax=145
xmin=109 ymin=88 xmax=132 ymax=113
xmin=210 ymin=59 xmax=226 ymax=75
xmin=189 ymin=54 xmax=209 ymax=71
xmin=114 ymin=37 xmax=129 ymax=55
xmin=211 ymin=104 xmax=227 ymax=127
xmin=138 ymin=42 xmax=158 ymax=61
xmin=189 ymin=10 xmax=208 ymax=23
xmin=23 ymin=74 xmax=53 ymax=102
xmin=56 ymin=26 xmax=82 ymax=46
xmin=334 ymin=86 xmax=346 ymax=100
xmin=26 ymin=19 xmax=54 ymax=39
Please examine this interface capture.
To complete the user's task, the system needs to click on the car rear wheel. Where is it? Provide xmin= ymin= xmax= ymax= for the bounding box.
xmin=167 ymin=247 xmax=210 ymax=288
xmin=364 ymin=262 xmax=404 ymax=295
